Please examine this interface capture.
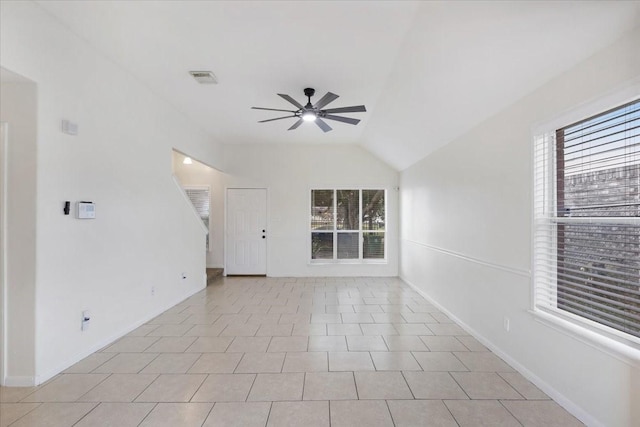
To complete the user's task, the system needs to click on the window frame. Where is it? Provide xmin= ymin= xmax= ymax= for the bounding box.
xmin=532 ymin=89 xmax=640 ymax=355
xmin=309 ymin=188 xmax=387 ymax=264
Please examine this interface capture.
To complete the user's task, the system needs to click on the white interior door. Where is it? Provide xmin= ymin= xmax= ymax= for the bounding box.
xmin=226 ymin=188 xmax=267 ymax=275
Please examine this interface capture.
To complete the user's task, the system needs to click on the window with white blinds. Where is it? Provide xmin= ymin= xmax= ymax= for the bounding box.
xmin=184 ymin=186 xmax=211 ymax=251
xmin=311 ymin=189 xmax=386 ymax=262
xmin=533 ymin=99 xmax=640 ymax=344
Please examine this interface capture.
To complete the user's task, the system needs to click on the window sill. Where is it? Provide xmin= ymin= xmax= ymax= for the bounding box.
xmin=309 ymin=260 xmax=388 ymax=266
xmin=529 ymin=309 xmax=640 ymax=368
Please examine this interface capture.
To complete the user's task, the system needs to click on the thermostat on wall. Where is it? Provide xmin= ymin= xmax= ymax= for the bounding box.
xmin=77 ymin=201 xmax=96 ymax=219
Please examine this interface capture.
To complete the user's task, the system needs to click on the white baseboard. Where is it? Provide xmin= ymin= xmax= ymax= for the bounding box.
xmin=400 ymin=275 xmax=603 ymax=427
xmin=34 ymin=285 xmax=205 ymax=386
xmin=3 ymin=376 xmax=35 ymax=387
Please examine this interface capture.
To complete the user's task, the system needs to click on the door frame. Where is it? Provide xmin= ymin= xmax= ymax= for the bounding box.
xmin=224 ymin=187 xmax=268 ymax=276
xmin=0 ymin=122 xmax=8 ymax=385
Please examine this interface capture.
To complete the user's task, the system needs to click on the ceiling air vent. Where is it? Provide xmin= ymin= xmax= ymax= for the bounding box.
xmin=189 ymin=71 xmax=218 ymax=84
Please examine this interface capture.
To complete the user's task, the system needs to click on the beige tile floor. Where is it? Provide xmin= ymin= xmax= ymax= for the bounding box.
xmin=0 ymin=277 xmax=584 ymax=426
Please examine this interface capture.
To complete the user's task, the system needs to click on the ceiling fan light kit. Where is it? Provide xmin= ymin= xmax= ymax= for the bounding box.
xmin=302 ymin=111 xmax=317 ymax=122
xmin=252 ymin=87 xmax=366 ymax=132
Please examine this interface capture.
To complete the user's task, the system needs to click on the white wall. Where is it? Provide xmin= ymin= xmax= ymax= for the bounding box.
xmin=172 ymin=150 xmax=226 ymax=269
xmin=1 ymin=1 xmax=221 ymax=383
xmin=399 ymin=27 xmax=640 ymax=427
xmin=0 ymin=80 xmax=38 ymax=385
xmin=223 ymin=143 xmax=399 ymax=277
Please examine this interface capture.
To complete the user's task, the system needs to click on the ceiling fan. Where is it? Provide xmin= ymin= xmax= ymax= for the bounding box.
xmin=251 ymin=88 xmax=366 ymax=132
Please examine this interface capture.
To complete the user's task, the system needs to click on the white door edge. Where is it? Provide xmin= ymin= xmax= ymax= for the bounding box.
xmin=0 ymin=122 xmax=8 ymax=385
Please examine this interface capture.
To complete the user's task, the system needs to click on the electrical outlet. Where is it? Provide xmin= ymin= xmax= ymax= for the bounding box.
xmin=503 ymin=316 xmax=510 ymax=332
xmin=151 ymin=286 xmax=155 ymax=296
xmin=81 ymin=310 xmax=91 ymax=331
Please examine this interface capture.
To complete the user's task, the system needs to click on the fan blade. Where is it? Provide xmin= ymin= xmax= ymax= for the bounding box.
xmin=323 ymin=105 xmax=366 ymax=114
xmin=259 ymin=115 xmax=296 ymax=123
xmin=278 ymin=94 xmax=304 ymax=109
xmin=323 ymin=115 xmax=361 ymax=125
xmin=252 ymin=107 xmax=297 ymax=113
xmin=315 ymin=118 xmax=333 ymax=132
xmin=288 ymin=118 xmax=304 ymax=130
xmin=313 ymin=92 xmax=339 ymax=109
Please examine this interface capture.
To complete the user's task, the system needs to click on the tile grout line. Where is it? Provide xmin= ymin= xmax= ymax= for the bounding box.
xmin=133 ymin=401 xmax=159 ymax=427
xmin=352 ymin=371 xmax=359 ymax=400
xmin=497 ymin=399 xmax=526 ymax=427
xmin=68 ymin=402 xmax=100 ymax=426
xmin=446 ymin=371 xmax=472 ymax=401
xmin=384 ymin=399 xmax=397 ymax=427
xmin=441 ymin=399 xmax=463 ymax=427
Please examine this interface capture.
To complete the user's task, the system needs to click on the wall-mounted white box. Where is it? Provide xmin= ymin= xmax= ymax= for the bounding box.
xmin=61 ymin=119 xmax=78 ymax=135
xmin=77 ymin=202 xmax=95 ymax=219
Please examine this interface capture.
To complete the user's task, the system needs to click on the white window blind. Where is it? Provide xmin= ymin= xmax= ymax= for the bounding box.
xmin=184 ymin=187 xmax=210 ymax=250
xmin=311 ymin=189 xmax=385 ymax=262
xmin=533 ymin=99 xmax=640 ymax=344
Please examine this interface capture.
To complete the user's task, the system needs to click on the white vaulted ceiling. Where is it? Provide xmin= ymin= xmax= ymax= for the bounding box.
xmin=36 ymin=1 xmax=640 ymax=170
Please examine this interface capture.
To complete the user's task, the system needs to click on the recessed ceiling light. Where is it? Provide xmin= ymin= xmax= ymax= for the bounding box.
xmin=189 ymin=71 xmax=217 ymax=84
xmin=183 ymin=157 xmax=193 ymax=165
